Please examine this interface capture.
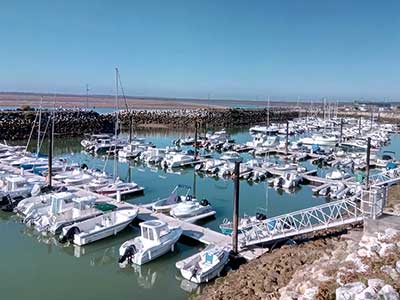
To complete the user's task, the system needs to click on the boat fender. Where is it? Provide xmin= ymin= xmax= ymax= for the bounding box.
xmin=118 ymin=244 xmax=137 ymax=264
xmin=59 ymin=226 xmax=80 ymax=244
xmin=200 ymin=199 xmax=209 ymax=206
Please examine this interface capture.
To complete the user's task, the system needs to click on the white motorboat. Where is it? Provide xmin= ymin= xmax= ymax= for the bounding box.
xmin=81 ymin=133 xmax=112 ymax=149
xmin=219 ymin=151 xmax=242 ymax=163
xmin=206 ymin=129 xmax=232 ymax=144
xmin=195 ymin=159 xmax=224 ymax=174
xmin=219 ymin=213 xmax=271 ymax=235
xmin=32 ymin=196 xmax=101 ymax=234
xmin=15 ymin=191 xmax=73 ymax=217
xmin=162 ymin=153 xmax=195 ymax=168
xmin=180 ymin=136 xmax=195 ymax=145
xmin=298 ymin=134 xmax=338 ymax=146
xmin=170 ymin=199 xmax=215 ymax=222
xmin=0 ymin=175 xmax=42 ymax=210
xmin=64 ymin=173 xmax=94 ymax=187
xmin=325 ymin=170 xmax=349 ymax=180
xmin=151 ymin=185 xmax=193 ymax=213
xmin=270 ymin=172 xmax=301 ymax=189
xmin=59 ymin=207 xmax=138 ymax=246
xmin=118 ymin=220 xmax=182 ymax=265
xmin=95 ymin=180 xmax=144 ymax=198
xmin=249 ymin=125 xmax=279 ymax=135
xmin=175 ymin=244 xmax=230 ymax=283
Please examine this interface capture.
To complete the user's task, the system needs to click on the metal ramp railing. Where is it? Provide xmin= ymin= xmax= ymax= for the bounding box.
xmin=240 ymin=197 xmax=366 ymax=246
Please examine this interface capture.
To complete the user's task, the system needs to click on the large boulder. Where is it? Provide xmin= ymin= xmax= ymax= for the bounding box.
xmin=378 ymin=285 xmax=399 ymax=300
xmin=336 ymin=282 xmax=366 ymax=300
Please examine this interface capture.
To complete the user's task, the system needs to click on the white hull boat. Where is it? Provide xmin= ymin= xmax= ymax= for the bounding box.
xmin=176 ymin=244 xmax=229 ymax=283
xmin=170 ymin=199 xmax=215 ymax=222
xmin=59 ymin=208 xmax=138 ymax=246
xmin=151 ymin=185 xmax=193 ymax=212
xmin=118 ymin=220 xmax=182 ymax=265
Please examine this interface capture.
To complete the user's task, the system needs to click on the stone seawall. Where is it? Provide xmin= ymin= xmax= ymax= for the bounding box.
xmin=118 ymin=108 xmax=299 ymax=128
xmin=0 ymin=108 xmax=299 ymax=140
xmin=0 ymin=110 xmax=114 ymax=140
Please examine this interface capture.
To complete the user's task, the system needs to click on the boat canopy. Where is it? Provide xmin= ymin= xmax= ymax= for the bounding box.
xmin=94 ymin=202 xmax=117 ymax=212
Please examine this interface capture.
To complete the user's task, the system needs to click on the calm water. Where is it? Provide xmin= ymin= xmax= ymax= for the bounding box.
xmin=1 ymin=128 xmax=399 ymax=300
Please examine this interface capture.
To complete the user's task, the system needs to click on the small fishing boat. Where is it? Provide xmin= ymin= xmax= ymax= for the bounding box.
xmin=95 ymin=180 xmax=144 ymax=198
xmin=32 ymin=196 xmax=101 ymax=234
xmin=15 ymin=190 xmax=73 ymax=218
xmin=162 ymin=153 xmax=195 ymax=168
xmin=59 ymin=207 xmax=138 ymax=246
xmin=118 ymin=220 xmax=182 ymax=265
xmin=219 ymin=151 xmax=242 ymax=163
xmin=151 ymin=185 xmax=193 ymax=213
xmin=0 ymin=175 xmax=43 ymax=211
xmin=180 ymin=136 xmax=195 ymax=146
xmin=175 ymin=244 xmax=230 ymax=283
xmin=270 ymin=172 xmax=301 ymax=189
xmin=170 ymin=199 xmax=215 ymax=222
xmin=325 ymin=170 xmax=350 ymax=180
xmin=219 ymin=213 xmax=270 ymax=235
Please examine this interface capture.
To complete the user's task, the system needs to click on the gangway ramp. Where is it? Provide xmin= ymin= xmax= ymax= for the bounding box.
xmin=241 ymin=198 xmax=365 ymax=246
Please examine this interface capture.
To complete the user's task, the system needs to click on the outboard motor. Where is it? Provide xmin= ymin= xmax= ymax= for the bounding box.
xmin=256 ymin=213 xmax=267 ymax=221
xmin=59 ymin=226 xmax=80 ymax=244
xmin=189 ymin=264 xmax=200 ymax=281
xmin=277 ymin=177 xmax=284 ymax=188
xmin=200 ymin=199 xmax=209 ymax=206
xmin=0 ymin=194 xmax=10 ymax=206
xmin=195 ymin=163 xmax=203 ymax=172
xmin=81 ymin=163 xmax=89 ymax=170
xmin=118 ymin=244 xmax=137 ymax=264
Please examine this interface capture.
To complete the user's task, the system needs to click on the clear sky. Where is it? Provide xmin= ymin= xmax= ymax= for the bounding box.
xmin=1 ymin=0 xmax=399 ymax=101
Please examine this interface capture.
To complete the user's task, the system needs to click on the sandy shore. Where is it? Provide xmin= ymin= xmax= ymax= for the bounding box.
xmin=0 ymin=92 xmax=226 ymax=110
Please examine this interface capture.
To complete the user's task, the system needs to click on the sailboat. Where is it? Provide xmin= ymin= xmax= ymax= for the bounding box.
xmin=96 ymin=67 xmax=144 ymax=198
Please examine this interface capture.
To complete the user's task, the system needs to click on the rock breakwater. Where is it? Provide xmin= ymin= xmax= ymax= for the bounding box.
xmin=0 ymin=110 xmax=114 ymax=140
xmin=0 ymin=108 xmax=299 ymax=140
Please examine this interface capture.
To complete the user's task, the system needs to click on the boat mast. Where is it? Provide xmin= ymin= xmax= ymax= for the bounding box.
xmin=37 ymin=97 xmax=43 ymax=156
xmin=113 ymin=67 xmax=119 ymax=180
xmin=267 ymin=96 xmax=270 ymax=127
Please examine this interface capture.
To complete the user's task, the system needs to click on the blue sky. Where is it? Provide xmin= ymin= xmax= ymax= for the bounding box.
xmin=1 ymin=0 xmax=399 ymax=101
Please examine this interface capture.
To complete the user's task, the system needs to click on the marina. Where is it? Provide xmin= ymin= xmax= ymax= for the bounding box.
xmin=1 ymin=114 xmax=400 ymax=300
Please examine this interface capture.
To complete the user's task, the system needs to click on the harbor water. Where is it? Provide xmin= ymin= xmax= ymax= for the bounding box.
xmin=1 ymin=128 xmax=399 ymax=300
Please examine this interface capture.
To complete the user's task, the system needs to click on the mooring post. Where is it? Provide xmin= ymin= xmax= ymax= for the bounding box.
xmin=366 ymin=137 xmax=371 ymax=189
xmin=285 ymin=120 xmax=289 ymax=156
xmin=340 ymin=118 xmax=343 ymax=143
xmin=48 ymin=113 xmax=53 ymax=188
xmin=194 ymin=121 xmax=198 ymax=159
xmin=232 ymin=161 xmax=240 ymax=255
xmin=193 ymin=171 xmax=197 ymax=199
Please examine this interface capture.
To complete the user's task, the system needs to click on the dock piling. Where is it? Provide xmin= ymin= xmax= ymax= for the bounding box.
xmin=285 ymin=120 xmax=289 ymax=156
xmin=232 ymin=161 xmax=240 ymax=255
xmin=48 ymin=113 xmax=53 ymax=188
xmin=366 ymin=137 xmax=371 ymax=188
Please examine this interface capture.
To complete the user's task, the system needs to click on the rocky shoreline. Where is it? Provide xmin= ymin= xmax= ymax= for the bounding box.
xmin=195 ymin=222 xmax=400 ymax=300
xmin=0 ymin=108 xmax=298 ymax=140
